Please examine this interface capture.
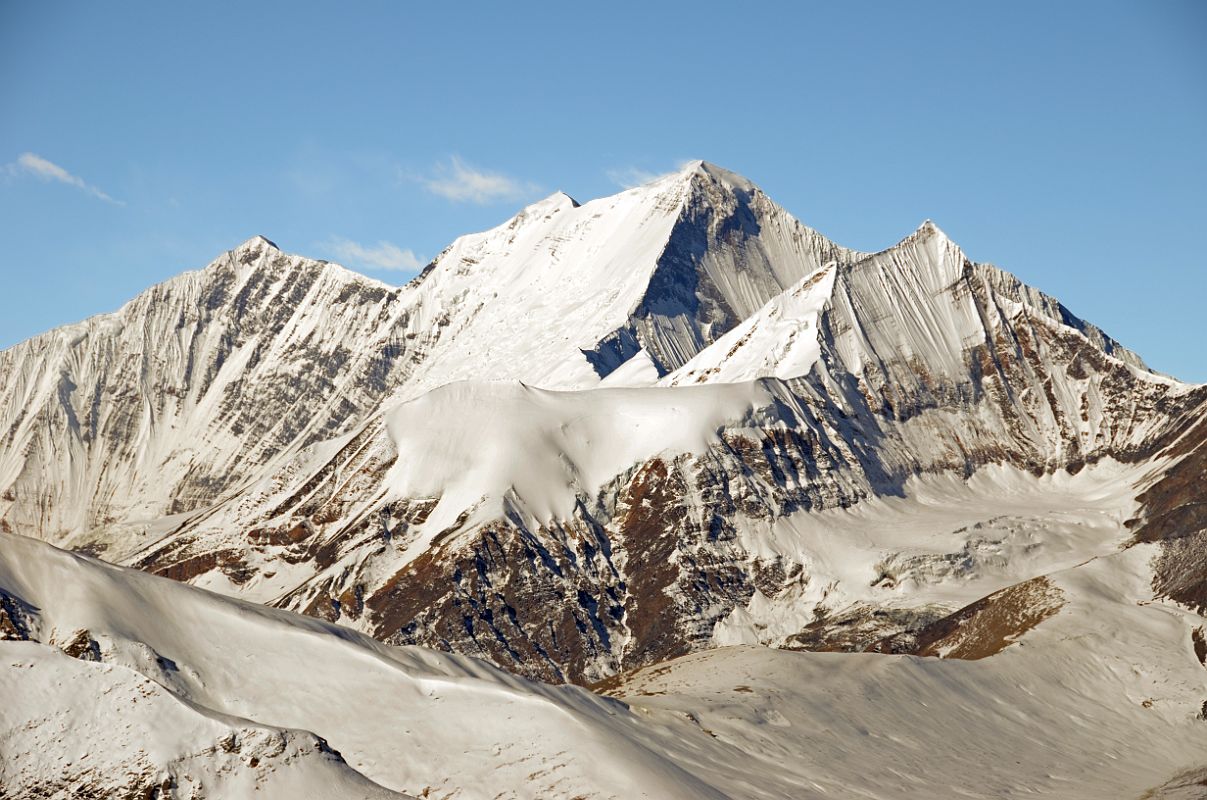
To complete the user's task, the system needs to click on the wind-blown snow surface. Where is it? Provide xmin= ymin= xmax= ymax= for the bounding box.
xmin=2 ymin=644 xmax=408 ymax=799
xmin=0 ymin=533 xmax=719 ymax=799
xmin=381 ymin=380 xmax=770 ymax=531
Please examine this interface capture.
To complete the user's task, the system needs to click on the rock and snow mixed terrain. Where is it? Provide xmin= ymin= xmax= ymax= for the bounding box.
xmin=1 ymin=161 xmax=1205 ymax=798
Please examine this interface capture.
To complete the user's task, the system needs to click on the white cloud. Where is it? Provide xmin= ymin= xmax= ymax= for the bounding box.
xmin=606 ymin=160 xmax=698 ymax=189
xmin=421 ymin=156 xmax=533 ymax=204
xmin=606 ymin=166 xmax=667 ymax=188
xmin=325 ymin=237 xmax=423 ymax=271
xmin=9 ymin=152 xmax=124 ymax=205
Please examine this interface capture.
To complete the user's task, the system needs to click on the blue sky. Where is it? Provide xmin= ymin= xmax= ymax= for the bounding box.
xmin=2 ymin=1 xmax=1204 ymax=380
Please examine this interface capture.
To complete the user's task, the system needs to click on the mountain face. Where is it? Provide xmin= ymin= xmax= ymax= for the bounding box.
xmin=2 ymin=164 xmax=1192 ymax=687
xmin=0 ymin=239 xmax=412 ymax=557
xmin=3 ymin=161 xmax=1206 ymax=798
xmin=0 ymin=163 xmax=850 ymax=556
xmin=134 ymin=223 xmax=1200 ymax=682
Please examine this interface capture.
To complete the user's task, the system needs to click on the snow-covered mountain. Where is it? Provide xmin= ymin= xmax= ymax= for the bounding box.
xmin=0 ymin=162 xmax=851 ymax=555
xmin=2 ymin=161 xmax=1206 ymax=798
xmin=0 ymin=238 xmax=411 ymax=556
xmin=111 ymin=185 xmax=1203 ymax=684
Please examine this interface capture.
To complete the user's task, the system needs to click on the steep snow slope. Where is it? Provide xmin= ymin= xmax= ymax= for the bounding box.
xmin=661 ymin=263 xmax=838 ymax=386
xmin=667 ymin=219 xmax=1157 ymax=401
xmin=0 ymin=162 xmax=856 ymax=549
xmin=396 ymin=161 xmax=856 ymax=391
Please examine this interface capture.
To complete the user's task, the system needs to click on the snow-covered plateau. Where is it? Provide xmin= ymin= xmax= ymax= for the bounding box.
xmin=1 ymin=161 xmax=1205 ymax=798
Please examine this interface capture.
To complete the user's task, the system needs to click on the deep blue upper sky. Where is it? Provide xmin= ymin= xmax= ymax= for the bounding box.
xmin=2 ymin=1 xmax=1204 ymax=380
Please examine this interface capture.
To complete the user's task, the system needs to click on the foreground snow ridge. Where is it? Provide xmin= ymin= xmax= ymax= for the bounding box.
xmin=3 ymin=530 xmax=1206 ymax=799
xmin=1 ymin=161 xmax=1206 ymax=799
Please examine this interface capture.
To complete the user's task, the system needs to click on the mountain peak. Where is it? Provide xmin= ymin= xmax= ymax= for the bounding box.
xmin=234 ymin=234 xmax=280 ymax=253
xmin=227 ymin=235 xmax=282 ymax=268
xmin=527 ymin=190 xmax=580 ymax=212
xmin=911 ymin=219 xmax=947 ymax=241
xmin=678 ymin=160 xmax=758 ymax=193
xmin=881 ymin=219 xmax=957 ymax=255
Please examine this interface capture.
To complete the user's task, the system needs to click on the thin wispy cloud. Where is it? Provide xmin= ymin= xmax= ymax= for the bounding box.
xmin=325 ymin=237 xmax=423 ymax=271
xmin=606 ymin=166 xmax=667 ymax=189
xmin=606 ymin=160 xmax=697 ymax=189
xmin=420 ymin=156 xmax=535 ymax=204
xmin=8 ymin=152 xmax=124 ymax=205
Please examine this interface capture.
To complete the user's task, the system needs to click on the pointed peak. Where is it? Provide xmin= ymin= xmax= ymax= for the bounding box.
xmin=225 ymin=235 xmax=282 ymax=267
xmin=896 ymin=219 xmax=955 ymax=249
xmin=229 ymin=235 xmax=281 ymax=262
xmin=679 ymin=160 xmax=757 ymax=193
xmin=915 ymin=219 xmax=945 ymax=239
xmin=851 ymin=220 xmax=963 ymax=270
xmin=235 ymin=235 xmax=279 ymax=252
xmin=615 ymin=161 xmax=759 ymax=195
xmin=539 ymin=190 xmax=580 ymax=209
xmin=513 ymin=191 xmax=579 ymax=220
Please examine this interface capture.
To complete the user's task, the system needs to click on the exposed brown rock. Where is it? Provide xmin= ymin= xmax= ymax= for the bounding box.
xmin=868 ymin=576 xmax=1065 ymax=660
xmin=0 ymin=591 xmax=32 ymax=641
xmin=1140 ymin=766 xmax=1207 ymax=799
xmin=60 ymin=628 xmax=102 ymax=661
xmin=1128 ymin=406 xmax=1207 ymax=612
xmin=361 ymin=518 xmax=628 ymax=684
xmin=142 ymin=548 xmax=254 ymax=585
xmin=248 ymin=520 xmax=315 ymax=546
xmin=787 ymin=604 xmax=948 ymax=653
xmin=614 ymin=459 xmax=691 ymax=670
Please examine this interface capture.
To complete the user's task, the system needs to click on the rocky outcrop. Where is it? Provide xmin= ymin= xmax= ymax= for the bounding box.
xmin=867 ymin=576 xmax=1065 ymax=659
xmin=1127 ymin=401 xmax=1207 ymax=611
